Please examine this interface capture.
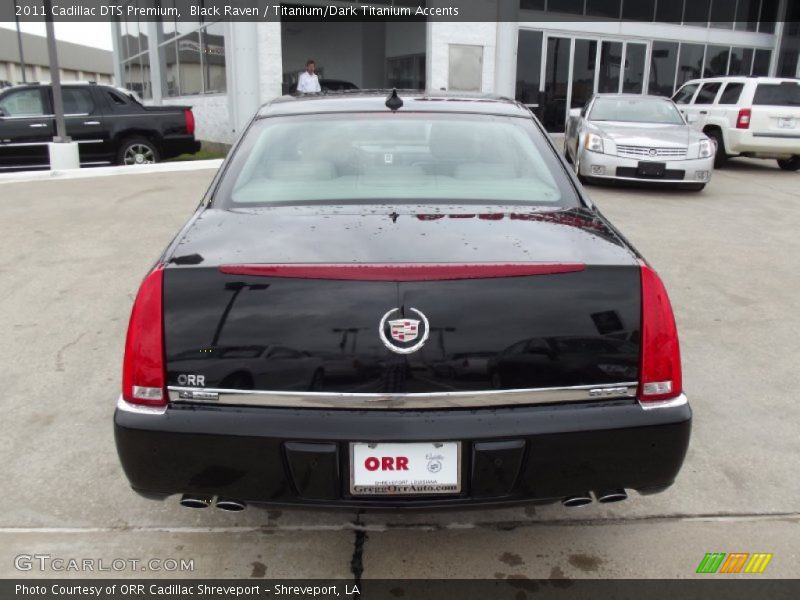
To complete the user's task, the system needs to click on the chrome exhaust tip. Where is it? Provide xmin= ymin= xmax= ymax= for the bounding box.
xmin=179 ymin=494 xmax=212 ymax=509
xmin=596 ymin=489 xmax=628 ymax=503
xmin=562 ymin=493 xmax=593 ymax=508
xmin=215 ymin=498 xmax=246 ymax=512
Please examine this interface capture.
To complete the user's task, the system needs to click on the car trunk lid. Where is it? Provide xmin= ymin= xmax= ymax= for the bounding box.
xmin=162 ymin=206 xmax=642 ymax=395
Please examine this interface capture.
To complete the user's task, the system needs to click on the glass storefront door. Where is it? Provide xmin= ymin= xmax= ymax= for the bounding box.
xmin=542 ymin=36 xmax=571 ymax=132
xmin=516 ymin=31 xmax=654 ymax=132
xmin=571 ymin=39 xmax=597 ymax=111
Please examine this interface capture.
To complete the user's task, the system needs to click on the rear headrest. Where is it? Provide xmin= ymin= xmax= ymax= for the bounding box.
xmin=362 ymin=165 xmax=425 ymax=178
xmin=267 ymin=161 xmax=336 ymax=181
xmin=454 ymin=163 xmax=517 ymax=180
xmin=429 ymin=123 xmax=480 ymax=161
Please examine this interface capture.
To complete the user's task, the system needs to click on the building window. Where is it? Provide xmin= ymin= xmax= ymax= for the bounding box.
xmin=656 ymin=0 xmax=684 ymax=24
xmin=118 ymin=5 xmax=150 ymax=100
xmin=598 ymin=41 xmax=622 ymax=93
xmin=649 ymin=41 xmax=678 ymax=96
xmin=515 ymin=30 xmax=543 ymax=108
xmin=622 ymin=0 xmax=655 ymax=21
xmin=734 ymin=0 xmax=760 ymax=32
xmin=683 ymin=0 xmax=711 ymax=26
xmin=623 ymin=43 xmax=647 ymax=94
xmin=676 ymin=43 xmax=704 ymax=87
xmin=386 ymin=54 xmax=426 ymax=90
xmin=752 ymin=49 xmax=772 ymax=76
xmin=758 ymin=0 xmax=779 ymax=34
xmin=710 ymin=0 xmax=737 ymax=29
xmin=547 ymin=0 xmax=583 ymax=14
xmin=158 ymin=19 xmax=227 ymax=97
xmin=585 ymin=0 xmax=620 ymax=19
xmin=704 ymin=46 xmax=730 ymax=78
xmin=729 ymin=47 xmax=754 ymax=75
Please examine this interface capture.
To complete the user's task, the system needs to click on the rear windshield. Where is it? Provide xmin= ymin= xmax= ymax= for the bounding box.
xmin=589 ymin=97 xmax=684 ymax=124
xmin=214 ymin=112 xmax=578 ymax=208
xmin=753 ymin=83 xmax=800 ymax=106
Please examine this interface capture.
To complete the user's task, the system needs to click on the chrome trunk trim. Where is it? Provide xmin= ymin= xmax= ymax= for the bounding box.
xmin=638 ymin=393 xmax=689 ymax=411
xmin=167 ymin=382 xmax=638 ymax=410
xmin=116 ymin=395 xmax=168 ymax=415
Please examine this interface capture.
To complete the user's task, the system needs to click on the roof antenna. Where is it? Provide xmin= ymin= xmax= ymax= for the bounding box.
xmin=385 ymin=88 xmax=403 ymax=111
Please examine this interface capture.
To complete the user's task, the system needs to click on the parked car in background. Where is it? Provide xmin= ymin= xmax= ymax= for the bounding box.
xmin=281 ymin=75 xmax=359 ymax=95
xmin=115 ymin=91 xmax=691 ymax=511
xmin=564 ymin=94 xmax=715 ymax=191
xmin=673 ymin=77 xmax=800 ymax=171
xmin=0 ymin=82 xmax=200 ymax=171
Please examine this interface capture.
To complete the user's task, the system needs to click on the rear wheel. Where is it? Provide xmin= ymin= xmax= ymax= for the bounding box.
xmin=705 ymin=129 xmax=728 ymax=168
xmin=117 ymin=136 xmax=160 ymax=166
xmin=777 ymin=156 xmax=800 ymax=171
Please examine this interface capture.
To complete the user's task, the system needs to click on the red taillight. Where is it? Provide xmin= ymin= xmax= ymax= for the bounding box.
xmin=637 ymin=265 xmax=682 ymax=404
xmin=184 ymin=109 xmax=195 ymax=136
xmin=218 ymin=263 xmax=585 ymax=281
xmin=122 ymin=265 xmax=166 ymax=406
xmin=736 ymin=108 xmax=751 ymax=129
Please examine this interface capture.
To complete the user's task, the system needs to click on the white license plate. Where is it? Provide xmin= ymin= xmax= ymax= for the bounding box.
xmin=777 ymin=117 xmax=796 ymax=129
xmin=350 ymin=442 xmax=461 ymax=496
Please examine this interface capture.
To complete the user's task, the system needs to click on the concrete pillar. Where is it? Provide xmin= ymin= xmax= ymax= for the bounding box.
xmin=494 ymin=0 xmax=519 ymax=98
xmin=230 ymin=21 xmax=261 ymax=133
xmin=110 ymin=21 xmax=122 ymax=86
xmin=146 ymin=21 xmax=163 ymax=104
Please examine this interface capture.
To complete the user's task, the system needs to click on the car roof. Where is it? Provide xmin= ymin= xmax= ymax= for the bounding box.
xmin=681 ymin=76 xmax=800 ymax=86
xmin=257 ymin=90 xmax=530 ymax=118
xmin=593 ymin=94 xmax=674 ymax=100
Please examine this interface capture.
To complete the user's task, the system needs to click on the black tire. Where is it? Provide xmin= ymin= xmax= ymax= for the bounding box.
xmin=683 ymin=182 xmax=706 ymax=192
xmin=563 ymin=141 xmax=573 ymax=164
xmin=117 ymin=136 xmax=160 ymax=166
xmin=705 ymin=129 xmax=728 ymax=168
xmin=777 ymin=156 xmax=800 ymax=171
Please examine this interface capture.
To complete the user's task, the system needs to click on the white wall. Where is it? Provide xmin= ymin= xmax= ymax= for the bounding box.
xmin=427 ymin=22 xmax=497 ymax=93
xmin=257 ymin=21 xmax=283 ymax=104
xmin=163 ymin=94 xmax=232 ymax=144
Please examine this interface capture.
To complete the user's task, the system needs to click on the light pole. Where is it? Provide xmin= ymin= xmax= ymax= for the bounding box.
xmin=43 ymin=0 xmax=68 ymax=142
xmin=13 ymin=2 xmax=27 ymax=83
xmin=42 ymin=0 xmax=80 ymax=169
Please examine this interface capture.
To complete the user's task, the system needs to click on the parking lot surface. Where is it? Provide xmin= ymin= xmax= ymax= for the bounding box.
xmin=1 ymin=159 xmax=798 ymax=580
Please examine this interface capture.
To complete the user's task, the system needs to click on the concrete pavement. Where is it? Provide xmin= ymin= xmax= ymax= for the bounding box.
xmin=0 ymin=158 xmax=798 ymax=579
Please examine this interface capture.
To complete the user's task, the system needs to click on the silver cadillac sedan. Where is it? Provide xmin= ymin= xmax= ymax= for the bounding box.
xmin=564 ymin=94 xmax=715 ymax=191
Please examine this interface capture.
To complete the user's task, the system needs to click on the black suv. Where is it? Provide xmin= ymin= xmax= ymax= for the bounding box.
xmin=0 ymin=82 xmax=200 ymax=171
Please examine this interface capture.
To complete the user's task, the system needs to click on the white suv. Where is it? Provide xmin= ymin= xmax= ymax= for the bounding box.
xmin=673 ymin=77 xmax=800 ymax=171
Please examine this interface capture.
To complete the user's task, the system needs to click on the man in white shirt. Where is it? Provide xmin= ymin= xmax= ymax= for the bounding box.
xmin=296 ymin=59 xmax=321 ymax=94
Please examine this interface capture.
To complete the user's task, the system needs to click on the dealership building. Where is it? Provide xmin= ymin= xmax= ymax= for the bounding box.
xmin=111 ymin=0 xmax=800 ymax=144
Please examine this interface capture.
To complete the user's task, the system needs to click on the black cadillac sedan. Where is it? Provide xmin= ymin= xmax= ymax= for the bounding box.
xmin=115 ymin=91 xmax=691 ymax=510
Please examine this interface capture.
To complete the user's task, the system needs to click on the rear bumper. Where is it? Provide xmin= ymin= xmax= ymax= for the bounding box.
xmin=579 ymin=151 xmax=713 ymax=183
xmin=725 ymin=130 xmax=800 ymax=156
xmin=114 ymin=394 xmax=691 ymax=509
xmin=160 ymin=136 xmax=201 ymax=159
